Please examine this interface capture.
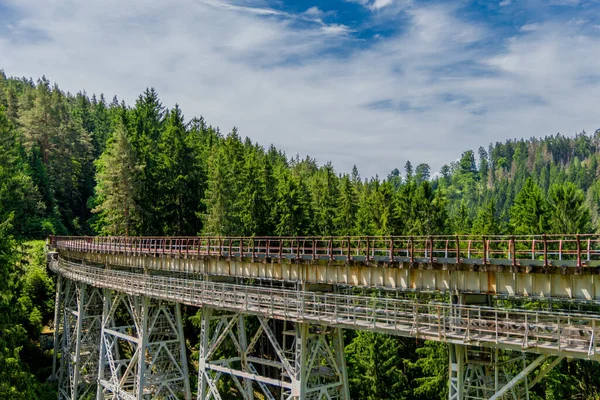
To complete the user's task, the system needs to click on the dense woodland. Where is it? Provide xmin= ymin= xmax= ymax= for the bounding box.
xmin=2 ymin=71 xmax=600 ymax=398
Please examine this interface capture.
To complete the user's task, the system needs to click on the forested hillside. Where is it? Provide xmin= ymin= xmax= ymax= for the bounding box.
xmin=2 ymin=71 xmax=600 ymax=398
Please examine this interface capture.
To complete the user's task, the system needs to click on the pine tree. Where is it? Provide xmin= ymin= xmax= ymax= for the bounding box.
xmin=472 ymin=199 xmax=503 ymax=235
xmin=202 ymin=132 xmax=244 ymax=236
xmin=335 ymin=175 xmax=358 ymax=235
xmin=5 ymin=84 xmax=20 ymax=124
xmin=548 ymin=182 xmax=591 ymax=234
xmin=370 ymin=180 xmax=397 ymax=235
xmin=414 ymin=181 xmax=447 ymax=235
xmin=272 ymin=167 xmax=311 ymax=236
xmin=18 ymin=77 xmax=57 ymax=166
xmin=387 ymin=168 xmax=402 ymax=191
xmin=0 ymin=107 xmax=41 ymax=237
xmin=0 ymin=71 xmax=7 ymax=109
xmin=451 ymin=201 xmax=472 ymax=235
xmin=415 ymin=163 xmax=430 ymax=184
xmin=92 ymin=121 xmax=140 ymax=236
xmin=130 ymin=88 xmax=165 ymax=234
xmin=404 ymin=160 xmax=413 ymax=182
xmin=0 ymin=218 xmax=40 ymax=399
xmin=237 ymin=144 xmax=269 ymax=236
xmin=510 ymin=177 xmax=548 ymax=234
xmin=406 ymin=341 xmax=448 ymax=399
xmin=351 ymin=165 xmax=361 ymax=184
xmin=354 ymin=183 xmax=375 ymax=235
xmin=311 ymin=162 xmax=339 ymax=236
xmin=158 ymin=105 xmax=200 ymax=235
xmin=346 ymin=332 xmax=410 ymax=400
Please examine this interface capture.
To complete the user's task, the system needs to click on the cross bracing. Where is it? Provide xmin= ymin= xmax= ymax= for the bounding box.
xmin=51 ymin=257 xmax=600 ymax=361
xmin=48 ymin=236 xmax=600 ymax=400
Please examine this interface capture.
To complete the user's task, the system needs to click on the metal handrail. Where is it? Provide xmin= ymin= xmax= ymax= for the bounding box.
xmin=50 ymin=257 xmax=600 ymax=360
xmin=50 ymin=234 xmax=600 ymax=267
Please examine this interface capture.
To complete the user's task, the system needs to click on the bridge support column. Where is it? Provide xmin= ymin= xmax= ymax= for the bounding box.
xmin=449 ymin=345 xmax=560 ymax=400
xmin=448 ymin=343 xmax=465 ymax=400
xmin=197 ymin=310 xmax=349 ymax=400
xmin=97 ymin=292 xmax=191 ymax=399
xmin=448 ymin=294 xmax=561 ymax=399
xmin=52 ymin=278 xmax=103 ymax=400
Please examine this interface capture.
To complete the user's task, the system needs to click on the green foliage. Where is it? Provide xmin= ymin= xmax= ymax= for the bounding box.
xmin=3 ymin=71 xmax=600 ymax=398
xmin=92 ymin=120 xmax=140 ymax=235
xmin=346 ymin=332 xmax=411 ymax=400
xmin=472 ymin=199 xmax=503 ymax=235
xmin=0 ymin=222 xmax=56 ymax=397
xmin=406 ymin=341 xmax=448 ymax=399
xmin=510 ymin=178 xmax=548 ymax=235
xmin=547 ymin=182 xmax=591 ymax=234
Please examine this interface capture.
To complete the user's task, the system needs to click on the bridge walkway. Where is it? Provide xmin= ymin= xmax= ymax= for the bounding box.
xmin=48 ymin=235 xmax=600 ymax=400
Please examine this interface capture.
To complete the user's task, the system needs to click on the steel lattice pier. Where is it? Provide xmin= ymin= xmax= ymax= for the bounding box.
xmin=48 ymin=236 xmax=600 ymax=399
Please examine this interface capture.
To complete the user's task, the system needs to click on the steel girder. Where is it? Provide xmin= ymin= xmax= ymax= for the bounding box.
xmin=96 ymin=292 xmax=191 ymax=400
xmin=197 ymin=311 xmax=350 ymax=400
xmin=52 ymin=277 xmax=103 ymax=400
xmin=448 ymin=346 xmax=562 ymax=400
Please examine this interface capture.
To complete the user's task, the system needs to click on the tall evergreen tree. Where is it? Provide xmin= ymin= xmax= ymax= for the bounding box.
xmin=346 ymin=332 xmax=410 ymax=400
xmin=311 ymin=163 xmax=339 ymax=235
xmin=92 ymin=121 xmax=140 ymax=236
xmin=272 ymin=167 xmax=311 ymax=236
xmin=510 ymin=177 xmax=548 ymax=234
xmin=335 ymin=175 xmax=358 ymax=235
xmin=130 ymin=88 xmax=164 ymax=234
xmin=237 ymin=144 xmax=269 ymax=236
xmin=18 ymin=77 xmax=56 ymax=166
xmin=472 ymin=199 xmax=503 ymax=235
xmin=547 ymin=182 xmax=591 ymax=234
xmin=158 ymin=105 xmax=200 ymax=235
xmin=0 ymin=107 xmax=41 ymax=237
xmin=415 ymin=163 xmax=430 ymax=184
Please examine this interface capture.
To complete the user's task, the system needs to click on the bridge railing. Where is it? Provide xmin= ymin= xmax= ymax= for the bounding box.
xmin=50 ymin=257 xmax=600 ymax=358
xmin=50 ymin=234 xmax=600 ymax=267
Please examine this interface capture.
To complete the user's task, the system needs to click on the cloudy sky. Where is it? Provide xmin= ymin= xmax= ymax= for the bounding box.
xmin=1 ymin=0 xmax=599 ymax=177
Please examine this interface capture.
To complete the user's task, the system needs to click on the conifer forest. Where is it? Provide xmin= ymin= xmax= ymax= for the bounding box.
xmin=3 ymin=71 xmax=600 ymax=399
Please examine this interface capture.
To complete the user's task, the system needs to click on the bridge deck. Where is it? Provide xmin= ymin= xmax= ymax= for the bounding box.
xmin=50 ymin=256 xmax=600 ymax=361
xmin=51 ymin=234 xmax=600 ymax=268
xmin=53 ymin=235 xmax=600 ymax=301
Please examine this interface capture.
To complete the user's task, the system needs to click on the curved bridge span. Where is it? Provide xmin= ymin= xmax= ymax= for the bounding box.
xmin=48 ymin=235 xmax=600 ymax=400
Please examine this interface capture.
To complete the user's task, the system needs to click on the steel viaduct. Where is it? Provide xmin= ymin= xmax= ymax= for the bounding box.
xmin=47 ymin=234 xmax=600 ymax=400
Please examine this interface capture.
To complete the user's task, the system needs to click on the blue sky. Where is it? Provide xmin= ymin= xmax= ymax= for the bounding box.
xmin=1 ymin=0 xmax=600 ymax=177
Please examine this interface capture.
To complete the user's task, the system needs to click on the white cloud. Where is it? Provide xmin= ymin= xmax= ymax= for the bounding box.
xmin=346 ymin=0 xmax=409 ymax=12
xmin=520 ymin=22 xmax=542 ymax=31
xmin=199 ymin=0 xmax=285 ymax=16
xmin=1 ymin=1 xmax=599 ymax=178
xmin=321 ymin=24 xmax=353 ymax=36
xmin=199 ymin=0 xmax=348 ymax=34
xmin=371 ymin=0 xmax=394 ymax=10
xmin=304 ymin=6 xmax=323 ymax=18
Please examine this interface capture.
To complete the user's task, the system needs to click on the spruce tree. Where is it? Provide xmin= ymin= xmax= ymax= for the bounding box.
xmin=202 ymin=133 xmax=242 ymax=236
xmin=0 ymin=107 xmax=40 ymax=237
xmin=272 ymin=167 xmax=311 ymax=236
xmin=335 ymin=175 xmax=358 ymax=235
xmin=472 ymin=199 xmax=502 ymax=235
xmin=311 ymin=163 xmax=339 ymax=236
xmin=92 ymin=121 xmax=140 ymax=236
xmin=237 ymin=144 xmax=269 ymax=236
xmin=415 ymin=163 xmax=430 ymax=184
xmin=548 ymin=182 xmax=591 ymax=233
xmin=130 ymin=88 xmax=165 ymax=234
xmin=158 ymin=105 xmax=199 ymax=235
xmin=510 ymin=177 xmax=548 ymax=234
